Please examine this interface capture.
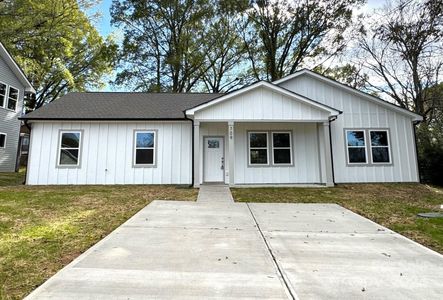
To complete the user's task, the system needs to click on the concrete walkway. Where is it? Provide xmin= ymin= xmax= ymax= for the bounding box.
xmin=197 ymin=184 xmax=234 ymax=204
xmin=26 ymin=191 xmax=443 ymax=299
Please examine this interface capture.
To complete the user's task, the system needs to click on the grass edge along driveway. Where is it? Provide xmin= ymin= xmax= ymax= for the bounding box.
xmin=232 ymin=183 xmax=443 ymax=255
xmin=0 ymin=184 xmax=197 ymax=300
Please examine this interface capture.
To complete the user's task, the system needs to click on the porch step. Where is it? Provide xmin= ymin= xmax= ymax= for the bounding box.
xmin=197 ymin=185 xmax=234 ymax=204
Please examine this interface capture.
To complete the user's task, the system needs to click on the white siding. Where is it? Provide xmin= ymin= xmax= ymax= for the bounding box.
xmin=194 ymin=87 xmax=330 ymax=121
xmin=199 ymin=122 xmax=321 ymax=185
xmin=279 ymin=75 xmax=419 ymax=183
xmin=27 ymin=121 xmax=192 ymax=185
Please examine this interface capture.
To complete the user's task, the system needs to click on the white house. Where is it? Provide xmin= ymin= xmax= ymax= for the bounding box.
xmin=0 ymin=42 xmax=35 ymax=172
xmin=21 ymin=69 xmax=422 ymax=186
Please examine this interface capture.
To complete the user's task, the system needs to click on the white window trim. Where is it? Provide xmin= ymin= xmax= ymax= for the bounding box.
xmin=248 ymin=131 xmax=269 ymax=166
xmin=369 ymin=129 xmax=392 ymax=164
xmin=0 ymin=132 xmax=6 ymax=148
xmin=7 ymin=85 xmax=19 ymax=112
xmin=0 ymin=81 xmax=8 ymax=109
xmin=133 ymin=130 xmax=157 ymax=167
xmin=57 ymin=130 xmax=82 ymax=168
xmin=0 ymin=81 xmax=20 ymax=112
xmin=345 ymin=129 xmax=368 ymax=165
xmin=272 ymin=131 xmax=293 ymax=165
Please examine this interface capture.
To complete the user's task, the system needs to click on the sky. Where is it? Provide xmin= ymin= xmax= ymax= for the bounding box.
xmin=91 ymin=0 xmax=387 ymax=38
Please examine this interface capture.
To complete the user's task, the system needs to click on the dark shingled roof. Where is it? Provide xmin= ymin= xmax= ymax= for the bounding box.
xmin=21 ymin=92 xmax=224 ymax=120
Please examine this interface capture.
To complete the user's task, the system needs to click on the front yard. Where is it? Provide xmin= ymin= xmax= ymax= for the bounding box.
xmin=1 ymin=173 xmax=442 ymax=300
xmin=0 ymin=175 xmax=197 ymax=300
xmin=232 ymin=183 xmax=443 ymax=254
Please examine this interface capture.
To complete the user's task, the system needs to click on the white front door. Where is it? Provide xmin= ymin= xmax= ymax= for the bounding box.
xmin=204 ymin=137 xmax=224 ymax=182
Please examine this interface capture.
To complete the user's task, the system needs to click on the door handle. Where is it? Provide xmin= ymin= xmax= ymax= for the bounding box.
xmin=221 ymin=157 xmax=224 ymax=170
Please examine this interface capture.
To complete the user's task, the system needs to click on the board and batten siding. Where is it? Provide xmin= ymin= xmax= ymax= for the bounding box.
xmin=27 ymin=121 xmax=192 ymax=185
xmin=234 ymin=122 xmax=321 ymax=184
xmin=0 ymin=55 xmax=25 ymax=172
xmin=194 ymin=86 xmax=330 ymax=121
xmin=199 ymin=122 xmax=321 ymax=185
xmin=279 ymin=75 xmax=419 ymax=183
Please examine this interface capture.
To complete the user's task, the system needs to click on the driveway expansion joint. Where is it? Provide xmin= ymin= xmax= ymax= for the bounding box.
xmin=246 ymin=202 xmax=297 ymax=300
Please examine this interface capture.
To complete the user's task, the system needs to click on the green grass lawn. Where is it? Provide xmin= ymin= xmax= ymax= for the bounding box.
xmin=232 ymin=183 xmax=443 ymax=254
xmin=0 ymin=169 xmax=26 ymax=186
xmin=0 ymin=173 xmax=197 ymax=300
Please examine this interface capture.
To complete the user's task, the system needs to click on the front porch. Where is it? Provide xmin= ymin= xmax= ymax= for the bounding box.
xmin=185 ymin=81 xmax=341 ymax=187
xmin=193 ymin=121 xmax=334 ymax=187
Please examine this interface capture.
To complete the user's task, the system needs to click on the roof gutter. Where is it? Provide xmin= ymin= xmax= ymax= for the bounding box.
xmin=184 ymin=114 xmax=195 ymax=188
xmin=328 ymin=113 xmax=342 ymax=185
xmin=18 ymin=117 xmax=191 ymax=121
xmin=412 ymin=119 xmax=423 ymax=183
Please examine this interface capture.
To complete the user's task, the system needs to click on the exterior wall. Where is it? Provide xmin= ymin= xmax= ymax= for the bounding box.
xmin=194 ymin=87 xmax=330 ymax=121
xmin=27 ymin=121 xmax=192 ymax=185
xmin=0 ymin=56 xmax=25 ymax=172
xmin=199 ymin=122 xmax=321 ymax=185
xmin=279 ymin=75 xmax=419 ymax=183
xmin=233 ymin=122 xmax=321 ymax=184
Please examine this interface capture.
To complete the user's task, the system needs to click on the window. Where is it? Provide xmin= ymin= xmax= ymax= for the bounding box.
xmin=370 ymin=130 xmax=390 ymax=163
xmin=134 ymin=131 xmax=156 ymax=166
xmin=249 ymin=132 xmax=268 ymax=165
xmin=272 ymin=132 xmax=292 ymax=164
xmin=7 ymin=87 xmax=18 ymax=111
xmin=0 ymin=133 xmax=6 ymax=148
xmin=208 ymin=139 xmax=219 ymax=148
xmin=0 ymin=83 xmax=6 ymax=107
xmin=21 ymin=135 xmax=30 ymax=154
xmin=345 ymin=129 xmax=392 ymax=165
xmin=58 ymin=131 xmax=81 ymax=166
xmin=346 ymin=130 xmax=367 ymax=164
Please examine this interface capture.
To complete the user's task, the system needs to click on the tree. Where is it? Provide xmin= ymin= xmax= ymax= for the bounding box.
xmin=416 ymin=82 xmax=443 ymax=185
xmin=314 ymin=64 xmax=369 ymax=89
xmin=0 ymin=0 xmax=117 ymax=111
xmin=111 ymin=0 xmax=214 ymax=92
xmin=241 ymin=0 xmax=364 ymax=81
xmin=357 ymin=0 xmax=443 ymax=123
xmin=200 ymin=1 xmax=249 ymax=92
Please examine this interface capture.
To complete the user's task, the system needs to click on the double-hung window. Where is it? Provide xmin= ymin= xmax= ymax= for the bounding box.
xmin=345 ymin=129 xmax=391 ymax=165
xmin=7 ymin=87 xmax=18 ymax=111
xmin=249 ymin=132 xmax=269 ymax=165
xmin=249 ymin=131 xmax=293 ymax=166
xmin=370 ymin=130 xmax=390 ymax=163
xmin=346 ymin=130 xmax=367 ymax=164
xmin=134 ymin=131 xmax=156 ymax=166
xmin=58 ymin=131 xmax=82 ymax=167
xmin=272 ymin=132 xmax=292 ymax=164
xmin=0 ymin=83 xmax=6 ymax=107
xmin=0 ymin=82 xmax=19 ymax=111
xmin=0 ymin=133 xmax=6 ymax=148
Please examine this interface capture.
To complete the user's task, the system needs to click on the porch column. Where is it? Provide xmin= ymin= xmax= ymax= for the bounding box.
xmin=319 ymin=122 xmax=334 ymax=187
xmin=193 ymin=121 xmax=200 ymax=188
xmin=228 ymin=121 xmax=235 ymax=186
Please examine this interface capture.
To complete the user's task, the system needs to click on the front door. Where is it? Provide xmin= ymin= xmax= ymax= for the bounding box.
xmin=203 ymin=137 xmax=224 ymax=183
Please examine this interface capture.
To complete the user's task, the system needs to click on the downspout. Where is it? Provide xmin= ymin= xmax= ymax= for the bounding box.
xmin=23 ymin=120 xmax=32 ymax=185
xmin=185 ymin=115 xmax=194 ymax=188
xmin=328 ymin=112 xmax=342 ymax=185
xmin=412 ymin=120 xmax=422 ymax=183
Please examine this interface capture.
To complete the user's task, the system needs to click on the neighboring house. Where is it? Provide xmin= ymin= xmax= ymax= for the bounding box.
xmin=20 ymin=69 xmax=422 ymax=186
xmin=0 ymin=42 xmax=35 ymax=172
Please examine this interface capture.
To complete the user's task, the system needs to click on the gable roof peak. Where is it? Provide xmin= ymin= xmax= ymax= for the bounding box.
xmin=0 ymin=42 xmax=35 ymax=93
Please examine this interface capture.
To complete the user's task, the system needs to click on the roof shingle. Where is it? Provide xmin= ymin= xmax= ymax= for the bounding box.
xmin=21 ymin=92 xmax=223 ymax=120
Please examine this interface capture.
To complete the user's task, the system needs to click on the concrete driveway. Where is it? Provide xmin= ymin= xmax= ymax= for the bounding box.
xmin=26 ymin=195 xmax=443 ymax=299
